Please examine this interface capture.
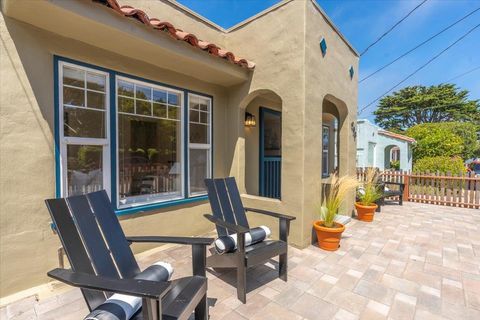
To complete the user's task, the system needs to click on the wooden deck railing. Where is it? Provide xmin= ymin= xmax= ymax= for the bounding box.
xmin=356 ymin=168 xmax=480 ymax=209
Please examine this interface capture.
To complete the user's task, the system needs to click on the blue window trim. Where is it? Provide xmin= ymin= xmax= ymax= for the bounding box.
xmin=53 ymin=55 xmax=213 ymax=216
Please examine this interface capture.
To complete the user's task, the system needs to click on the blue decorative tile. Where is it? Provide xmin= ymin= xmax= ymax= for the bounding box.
xmin=320 ymin=38 xmax=327 ymax=57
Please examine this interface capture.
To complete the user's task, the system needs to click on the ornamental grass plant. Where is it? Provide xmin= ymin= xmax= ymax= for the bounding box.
xmin=320 ymin=174 xmax=359 ymax=228
xmin=357 ymin=168 xmax=382 ymax=206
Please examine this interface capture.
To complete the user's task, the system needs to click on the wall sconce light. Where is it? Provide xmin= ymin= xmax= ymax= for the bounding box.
xmin=351 ymin=121 xmax=357 ymax=139
xmin=245 ymin=112 xmax=256 ymax=127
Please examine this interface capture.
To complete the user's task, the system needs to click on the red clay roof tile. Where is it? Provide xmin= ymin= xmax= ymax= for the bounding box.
xmin=95 ymin=0 xmax=255 ymax=69
xmin=378 ymin=130 xmax=416 ymax=143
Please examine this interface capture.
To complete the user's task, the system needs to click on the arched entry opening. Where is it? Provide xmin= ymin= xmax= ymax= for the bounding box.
xmin=241 ymin=90 xmax=282 ymax=198
xmin=322 ymin=95 xmax=348 ymax=177
xmin=384 ymin=145 xmax=400 ymax=170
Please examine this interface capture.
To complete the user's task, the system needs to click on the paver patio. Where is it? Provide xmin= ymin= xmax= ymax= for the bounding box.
xmin=2 ymin=202 xmax=480 ymax=320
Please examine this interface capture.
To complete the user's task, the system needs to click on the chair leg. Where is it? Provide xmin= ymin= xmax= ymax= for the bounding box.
xmin=279 ymin=253 xmax=287 ymax=281
xmin=399 ymin=195 xmax=403 ymax=205
xmin=237 ymin=265 xmax=247 ymax=304
xmin=194 ymin=294 xmax=208 ymax=320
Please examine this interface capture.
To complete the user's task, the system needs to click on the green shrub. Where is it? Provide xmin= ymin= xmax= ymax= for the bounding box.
xmin=406 ymin=122 xmax=480 ymax=161
xmin=390 ymin=160 xmax=400 ymax=170
xmin=413 ymin=156 xmax=466 ymax=175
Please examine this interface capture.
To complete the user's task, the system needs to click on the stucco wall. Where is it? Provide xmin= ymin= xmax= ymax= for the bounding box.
xmin=0 ymin=14 xmax=228 ymax=297
xmin=303 ymin=0 xmax=359 ymax=243
xmin=0 ymin=0 xmax=359 ymax=297
xmin=222 ymin=0 xmax=308 ymax=247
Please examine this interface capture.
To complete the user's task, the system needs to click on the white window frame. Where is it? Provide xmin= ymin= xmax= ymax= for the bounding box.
xmin=58 ymin=61 xmax=111 ymax=197
xmin=115 ymin=75 xmax=185 ymax=209
xmin=188 ymin=93 xmax=212 ymax=197
xmin=322 ymin=125 xmax=330 ymax=178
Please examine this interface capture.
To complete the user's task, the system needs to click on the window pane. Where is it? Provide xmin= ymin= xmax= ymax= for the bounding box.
xmin=190 ymin=123 xmax=208 ymax=144
xmin=153 ymin=90 xmax=167 ymax=103
xmin=63 ymin=67 xmax=84 ymax=88
xmin=199 ymin=103 xmax=209 ymax=112
xmin=118 ymin=114 xmax=182 ymax=206
xmin=136 ymin=85 xmax=151 ymax=100
xmin=87 ymin=91 xmax=105 ymax=110
xmin=136 ymin=100 xmax=151 ymax=116
xmin=190 ymin=110 xmax=199 ymax=122
xmin=66 ymin=145 xmax=103 ymax=196
xmin=118 ymin=80 xmax=134 ymax=97
xmin=64 ymin=107 xmax=105 ymax=138
xmin=153 ymin=103 xmax=167 ymax=118
xmin=189 ymin=149 xmax=209 ymax=195
xmin=87 ymin=73 xmax=106 ymax=91
xmin=200 ymin=112 xmax=208 ymax=124
xmin=63 ymin=86 xmax=85 ymax=107
xmin=118 ymin=97 xmax=134 ymax=114
xmin=168 ymin=92 xmax=180 ymax=106
xmin=168 ymin=106 xmax=180 ymax=120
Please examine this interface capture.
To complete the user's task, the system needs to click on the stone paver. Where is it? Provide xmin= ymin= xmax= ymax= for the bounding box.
xmin=1 ymin=202 xmax=480 ymax=319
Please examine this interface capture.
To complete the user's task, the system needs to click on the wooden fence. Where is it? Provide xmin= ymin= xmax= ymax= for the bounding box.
xmin=356 ymin=168 xmax=480 ymax=209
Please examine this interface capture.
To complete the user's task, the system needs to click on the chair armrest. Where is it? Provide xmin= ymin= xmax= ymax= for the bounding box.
xmin=245 ymin=207 xmax=295 ymax=242
xmin=47 ymin=268 xmax=171 ymax=300
xmin=244 ymin=207 xmax=296 ymax=221
xmin=203 ymin=214 xmax=250 ymax=234
xmin=126 ymin=236 xmax=213 ymax=278
xmin=126 ymin=236 xmax=214 ymax=246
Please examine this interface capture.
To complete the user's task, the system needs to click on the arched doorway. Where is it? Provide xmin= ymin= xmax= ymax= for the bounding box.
xmin=384 ymin=145 xmax=400 ymax=170
xmin=242 ymin=90 xmax=282 ymax=198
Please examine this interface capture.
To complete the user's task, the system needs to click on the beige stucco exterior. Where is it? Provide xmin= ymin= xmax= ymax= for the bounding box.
xmin=0 ymin=0 xmax=358 ymax=298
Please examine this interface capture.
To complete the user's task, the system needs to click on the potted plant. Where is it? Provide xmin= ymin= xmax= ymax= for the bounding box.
xmin=355 ymin=168 xmax=382 ymax=222
xmin=313 ymin=175 xmax=358 ymax=251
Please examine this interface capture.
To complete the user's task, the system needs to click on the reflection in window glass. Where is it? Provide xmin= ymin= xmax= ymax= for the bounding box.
xmin=64 ymin=107 xmax=105 ymax=138
xmin=189 ymin=149 xmax=210 ymax=195
xmin=117 ymin=78 xmax=183 ymax=206
xmin=67 ymin=145 xmax=103 ymax=196
xmin=188 ymin=94 xmax=211 ymax=195
xmin=322 ymin=126 xmax=329 ymax=178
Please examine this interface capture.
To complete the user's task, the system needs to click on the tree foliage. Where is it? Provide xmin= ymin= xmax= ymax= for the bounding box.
xmin=413 ymin=156 xmax=465 ymax=175
xmin=374 ymin=84 xmax=480 ymax=131
xmin=406 ymin=122 xmax=480 ymax=161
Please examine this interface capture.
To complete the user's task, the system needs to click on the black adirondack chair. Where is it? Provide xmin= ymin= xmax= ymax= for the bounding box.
xmin=203 ymin=177 xmax=296 ymax=303
xmin=45 ymin=190 xmax=213 ymax=320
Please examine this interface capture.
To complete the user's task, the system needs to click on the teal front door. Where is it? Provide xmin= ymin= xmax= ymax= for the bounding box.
xmin=259 ymin=107 xmax=281 ymax=199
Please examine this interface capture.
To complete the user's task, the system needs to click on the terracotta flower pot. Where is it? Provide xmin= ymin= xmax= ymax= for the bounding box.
xmin=313 ymin=220 xmax=345 ymax=251
xmin=355 ymin=202 xmax=378 ymax=222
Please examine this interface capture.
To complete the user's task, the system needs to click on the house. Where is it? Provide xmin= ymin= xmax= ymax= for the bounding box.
xmin=356 ymin=119 xmax=415 ymax=171
xmin=0 ymin=0 xmax=358 ymax=297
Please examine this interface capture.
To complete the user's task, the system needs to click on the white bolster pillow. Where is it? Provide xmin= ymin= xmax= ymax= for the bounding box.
xmin=214 ymin=226 xmax=271 ymax=254
xmin=84 ymin=261 xmax=173 ymax=320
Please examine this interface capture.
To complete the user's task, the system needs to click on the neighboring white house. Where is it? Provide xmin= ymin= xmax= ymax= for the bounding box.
xmin=356 ymin=119 xmax=415 ymax=171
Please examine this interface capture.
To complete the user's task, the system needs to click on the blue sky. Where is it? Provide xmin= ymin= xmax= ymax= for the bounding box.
xmin=177 ymin=0 xmax=480 ymax=123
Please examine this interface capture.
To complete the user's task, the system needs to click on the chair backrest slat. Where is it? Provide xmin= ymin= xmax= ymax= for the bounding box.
xmin=205 ymin=179 xmax=228 ymax=236
xmin=205 ymin=177 xmax=249 ymax=235
xmin=66 ymin=195 xmax=119 ymax=278
xmin=87 ymin=191 xmax=140 ymax=278
xmin=224 ymin=177 xmax=249 ymax=228
xmin=45 ymin=198 xmax=106 ymax=310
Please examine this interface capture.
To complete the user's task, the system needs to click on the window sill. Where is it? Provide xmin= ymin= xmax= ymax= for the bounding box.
xmin=115 ymin=195 xmax=209 ymax=216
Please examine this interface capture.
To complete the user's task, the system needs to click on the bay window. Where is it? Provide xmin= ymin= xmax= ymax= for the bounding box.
xmin=56 ymin=58 xmax=212 ymax=212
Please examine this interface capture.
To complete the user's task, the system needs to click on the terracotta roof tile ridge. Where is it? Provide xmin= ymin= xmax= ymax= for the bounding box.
xmin=378 ymin=130 xmax=416 ymax=143
xmin=95 ymin=0 xmax=255 ymax=69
